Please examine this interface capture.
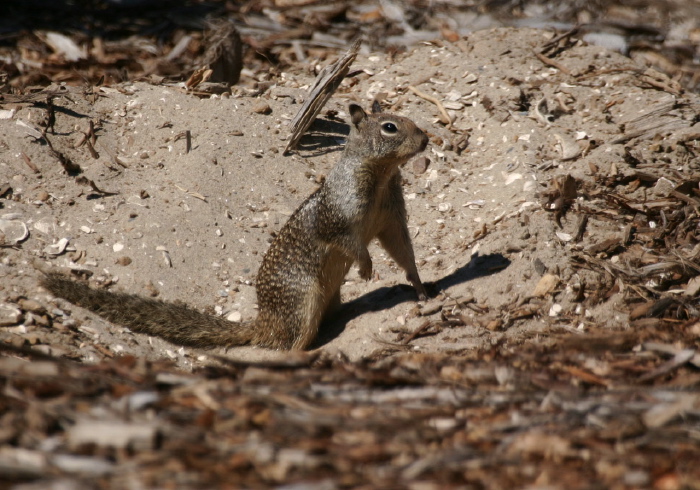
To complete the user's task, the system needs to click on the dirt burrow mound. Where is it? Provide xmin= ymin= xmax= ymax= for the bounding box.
xmin=1 ymin=27 xmax=697 ymax=366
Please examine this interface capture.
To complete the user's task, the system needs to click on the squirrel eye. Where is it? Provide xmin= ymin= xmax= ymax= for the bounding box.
xmin=381 ymin=122 xmax=398 ymax=134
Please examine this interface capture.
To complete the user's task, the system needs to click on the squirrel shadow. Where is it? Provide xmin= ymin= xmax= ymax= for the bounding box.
xmin=312 ymin=252 xmax=511 ymax=348
xmin=294 ymin=118 xmax=349 ymax=157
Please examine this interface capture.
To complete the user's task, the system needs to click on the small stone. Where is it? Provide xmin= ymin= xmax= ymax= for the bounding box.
xmin=113 ymin=242 xmax=124 ymax=252
xmin=652 ymin=177 xmax=675 ymax=198
xmin=0 ymin=303 xmax=23 ymax=326
xmin=34 ymin=315 xmax=51 ymax=327
xmin=412 ymin=156 xmax=430 ymax=175
xmin=227 ymin=311 xmax=242 ymax=322
xmin=18 ymin=299 xmax=45 ymax=314
xmin=554 ymin=133 xmax=581 ymax=160
xmin=549 ymin=303 xmax=563 ymax=317
xmin=115 ymin=256 xmax=132 ymax=266
xmin=37 ymin=190 xmax=50 ymax=201
xmin=252 ymin=101 xmax=272 ymax=115
xmin=533 ymin=258 xmax=547 ymax=275
xmin=486 ymin=318 xmax=502 ymax=331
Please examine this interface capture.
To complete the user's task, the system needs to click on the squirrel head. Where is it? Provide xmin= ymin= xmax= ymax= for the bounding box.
xmin=345 ymin=103 xmax=428 ymax=168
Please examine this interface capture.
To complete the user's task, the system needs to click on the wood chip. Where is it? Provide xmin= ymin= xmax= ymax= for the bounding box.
xmin=68 ymin=420 xmax=158 ymax=450
xmin=639 ymin=348 xmax=696 ymax=382
xmin=532 ymin=273 xmax=559 ymax=297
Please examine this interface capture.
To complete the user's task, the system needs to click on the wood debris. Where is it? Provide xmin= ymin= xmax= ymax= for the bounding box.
xmin=284 ymin=38 xmax=361 ymax=154
xmin=2 ymin=338 xmax=700 ymax=487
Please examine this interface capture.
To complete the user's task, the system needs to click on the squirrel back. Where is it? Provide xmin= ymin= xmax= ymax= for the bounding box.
xmin=41 ymin=103 xmax=429 ymax=350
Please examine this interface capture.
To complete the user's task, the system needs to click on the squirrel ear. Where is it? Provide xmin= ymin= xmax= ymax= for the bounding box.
xmin=349 ymin=104 xmax=367 ymax=126
xmin=371 ymin=100 xmax=382 ymax=114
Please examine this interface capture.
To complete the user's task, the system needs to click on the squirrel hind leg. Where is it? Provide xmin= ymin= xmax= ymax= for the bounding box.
xmin=290 ymin=281 xmax=329 ymax=350
xmin=252 ymin=284 xmax=324 ymax=350
xmin=326 ymin=289 xmax=341 ymax=316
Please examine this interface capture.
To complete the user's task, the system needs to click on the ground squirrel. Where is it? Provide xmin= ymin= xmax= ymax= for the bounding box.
xmin=41 ymin=103 xmax=429 ymax=350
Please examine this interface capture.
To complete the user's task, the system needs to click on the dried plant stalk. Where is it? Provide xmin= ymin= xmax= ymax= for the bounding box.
xmin=284 ymin=38 xmax=361 ymax=154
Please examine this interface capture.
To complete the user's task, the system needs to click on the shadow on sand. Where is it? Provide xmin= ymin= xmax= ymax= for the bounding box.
xmin=313 ymin=252 xmax=511 ymax=348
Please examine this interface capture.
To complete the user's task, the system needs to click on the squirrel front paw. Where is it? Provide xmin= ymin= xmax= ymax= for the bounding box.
xmin=359 ymin=258 xmax=373 ymax=280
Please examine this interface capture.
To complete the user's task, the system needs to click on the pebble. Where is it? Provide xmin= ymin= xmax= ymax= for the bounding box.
xmin=412 ymin=156 xmax=430 ymax=175
xmin=554 ymin=133 xmax=582 ymax=161
xmin=252 ymin=101 xmax=272 ymax=114
xmin=0 ymin=303 xmax=23 ymax=326
xmin=115 ymin=256 xmax=132 ymax=266
xmin=548 ymin=304 xmax=563 ymax=317
xmin=18 ymin=298 xmax=45 ymax=314
xmin=652 ymin=177 xmax=675 ymax=198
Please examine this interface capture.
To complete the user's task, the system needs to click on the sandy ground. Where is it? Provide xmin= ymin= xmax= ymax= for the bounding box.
xmin=0 ymin=27 xmax=695 ymax=368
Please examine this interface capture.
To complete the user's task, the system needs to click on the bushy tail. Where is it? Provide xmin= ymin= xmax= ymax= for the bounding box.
xmin=41 ymin=273 xmax=254 ymax=348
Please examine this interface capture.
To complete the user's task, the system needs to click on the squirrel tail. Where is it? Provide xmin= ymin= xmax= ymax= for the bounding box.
xmin=41 ymin=273 xmax=254 ymax=348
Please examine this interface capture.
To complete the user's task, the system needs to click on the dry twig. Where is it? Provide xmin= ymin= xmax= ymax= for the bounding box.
xmin=408 ymin=85 xmax=452 ymax=127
